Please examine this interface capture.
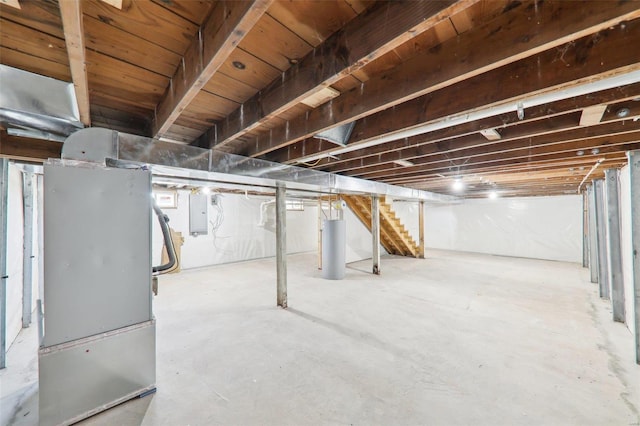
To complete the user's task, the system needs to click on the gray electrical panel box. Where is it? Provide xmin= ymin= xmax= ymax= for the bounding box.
xmin=189 ymin=192 xmax=208 ymax=235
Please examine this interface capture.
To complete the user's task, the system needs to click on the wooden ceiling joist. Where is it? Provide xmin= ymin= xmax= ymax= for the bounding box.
xmin=152 ymin=0 xmax=273 ymax=138
xmin=382 ymin=151 xmax=634 ymax=186
xmin=199 ymin=0 xmax=475 ymax=150
xmin=241 ymin=0 xmax=640 ymax=158
xmin=0 ymin=131 xmax=62 ymax=162
xmin=362 ymin=134 xmax=640 ymax=183
xmin=268 ymin=18 xmax=640 ymax=166
xmin=320 ymin=94 xmax=640 ymax=171
xmin=330 ymin=108 xmax=640 ymax=177
xmin=268 ymin=82 xmax=640 ymax=166
xmin=58 ymin=0 xmax=91 ymax=126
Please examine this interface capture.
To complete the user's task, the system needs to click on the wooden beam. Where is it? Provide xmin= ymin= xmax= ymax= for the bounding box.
xmin=152 ymin=0 xmax=273 ymax=138
xmin=360 ymin=130 xmax=640 ymax=182
xmin=59 ymin=0 xmax=90 ymax=126
xmin=409 ymin=156 xmax=628 ymax=185
xmin=381 ymin=149 xmax=635 ymax=186
xmin=338 ymin=112 xmax=640 ymax=177
xmin=241 ymin=1 xmax=640 ymax=157
xmin=0 ymin=131 xmax=62 ymax=162
xmin=274 ymin=76 xmax=640 ymax=167
xmin=330 ymin=95 xmax=639 ymax=171
xmin=199 ymin=0 xmax=473 ymax=149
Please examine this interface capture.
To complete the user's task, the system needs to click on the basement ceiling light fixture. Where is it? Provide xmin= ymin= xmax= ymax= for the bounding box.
xmin=232 ymin=61 xmax=246 ymax=70
xmin=293 ymin=70 xmax=640 ymax=165
xmin=591 ymin=148 xmax=600 ymax=155
xmin=201 ymin=187 xmax=211 ymax=195
xmin=488 ymin=191 xmax=498 ymax=199
xmin=393 ymin=159 xmax=414 ymax=167
xmin=576 ymin=150 xmax=585 ymax=156
xmin=480 ymin=128 xmax=501 ymax=140
xmin=452 ymin=178 xmax=465 ymax=192
xmin=616 ymin=107 xmax=631 ymax=118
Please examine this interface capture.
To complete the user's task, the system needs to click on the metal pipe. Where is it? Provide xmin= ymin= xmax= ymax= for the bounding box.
xmin=604 ymin=168 xmax=625 ymax=322
xmin=626 ymin=149 xmax=640 ymax=364
xmin=419 ymin=201 xmax=425 ymax=259
xmin=0 ymin=158 xmax=8 ymax=368
xmin=594 ymin=179 xmax=610 ymax=299
xmin=371 ymin=195 xmax=381 ymax=275
xmin=276 ymin=183 xmax=287 ymax=308
xmin=587 ymin=184 xmax=599 ymax=284
xmin=22 ymin=171 xmax=34 ymax=328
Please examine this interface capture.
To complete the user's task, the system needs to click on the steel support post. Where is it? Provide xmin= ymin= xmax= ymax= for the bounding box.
xmin=317 ymin=198 xmax=322 ymax=270
xmin=582 ymin=191 xmax=589 ymax=268
xmin=276 ymin=183 xmax=287 ymax=308
xmin=22 ymin=172 xmax=34 ymax=328
xmin=371 ymin=195 xmax=381 ymax=275
xmin=0 ymin=159 xmax=8 ymax=369
xmin=604 ymin=169 xmax=625 ymax=322
xmin=418 ymin=201 xmax=425 ymax=259
xmin=588 ymin=184 xmax=599 ymax=284
xmin=627 ymin=150 xmax=640 ymax=364
xmin=594 ymin=179 xmax=610 ymax=298
xmin=37 ymin=174 xmax=44 ymax=310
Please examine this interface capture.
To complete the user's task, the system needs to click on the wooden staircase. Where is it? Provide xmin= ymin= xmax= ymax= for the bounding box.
xmin=342 ymin=195 xmax=421 ymax=257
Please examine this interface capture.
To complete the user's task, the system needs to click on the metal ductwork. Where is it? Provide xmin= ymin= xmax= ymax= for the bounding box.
xmin=0 ymin=65 xmax=83 ymax=137
xmin=61 ymin=128 xmax=457 ymax=203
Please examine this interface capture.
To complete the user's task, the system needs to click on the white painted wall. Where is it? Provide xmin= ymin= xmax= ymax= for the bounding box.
xmin=152 ymin=191 xmax=320 ymax=269
xmin=151 ymin=191 xmax=388 ymax=269
xmin=422 ymin=195 xmax=582 ymax=263
xmin=619 ymin=165 xmax=634 ymax=335
xmin=5 ymin=165 xmax=41 ymax=352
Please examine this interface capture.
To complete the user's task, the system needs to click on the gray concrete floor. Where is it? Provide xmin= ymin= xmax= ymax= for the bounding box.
xmin=1 ymin=250 xmax=639 ymax=425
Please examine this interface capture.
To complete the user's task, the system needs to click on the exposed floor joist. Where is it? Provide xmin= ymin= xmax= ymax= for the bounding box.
xmin=198 ymin=0 xmax=475 ymax=150
xmin=268 ymin=21 xmax=640 ymax=166
xmin=152 ymin=0 xmax=273 ymax=138
xmin=240 ymin=1 xmax=640 ymax=158
xmin=58 ymin=0 xmax=90 ymax=126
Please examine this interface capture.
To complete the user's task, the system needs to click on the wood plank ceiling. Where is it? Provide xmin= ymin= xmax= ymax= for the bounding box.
xmin=1 ymin=0 xmax=639 ymax=198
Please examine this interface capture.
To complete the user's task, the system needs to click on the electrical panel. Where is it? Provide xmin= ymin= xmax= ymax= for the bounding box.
xmin=189 ymin=193 xmax=208 ymax=235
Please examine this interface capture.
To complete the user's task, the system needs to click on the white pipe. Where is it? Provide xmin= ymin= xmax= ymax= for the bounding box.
xmin=577 ymin=158 xmax=605 ymax=193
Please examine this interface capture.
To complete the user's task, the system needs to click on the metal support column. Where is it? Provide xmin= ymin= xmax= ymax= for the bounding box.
xmin=0 ymin=159 xmax=8 ymax=369
xmin=371 ymin=195 xmax=380 ymax=275
xmin=276 ymin=183 xmax=287 ymax=308
xmin=627 ymin=150 xmax=640 ymax=364
xmin=582 ymin=191 xmax=589 ymax=268
xmin=594 ymin=179 xmax=610 ymax=299
xmin=317 ymin=198 xmax=322 ymax=270
xmin=588 ymin=184 xmax=599 ymax=283
xmin=418 ymin=201 xmax=425 ymax=259
xmin=37 ymin=174 xmax=44 ymax=318
xmin=604 ymin=169 xmax=625 ymax=322
xmin=22 ymin=171 xmax=34 ymax=328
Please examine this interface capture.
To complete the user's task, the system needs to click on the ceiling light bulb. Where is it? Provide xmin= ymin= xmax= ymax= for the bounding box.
xmin=201 ymin=187 xmax=211 ymax=195
xmin=576 ymin=150 xmax=584 ymax=156
xmin=616 ymin=107 xmax=630 ymax=118
xmin=488 ymin=191 xmax=498 ymax=199
xmin=452 ymin=178 xmax=464 ymax=192
xmin=591 ymin=148 xmax=600 ymax=155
